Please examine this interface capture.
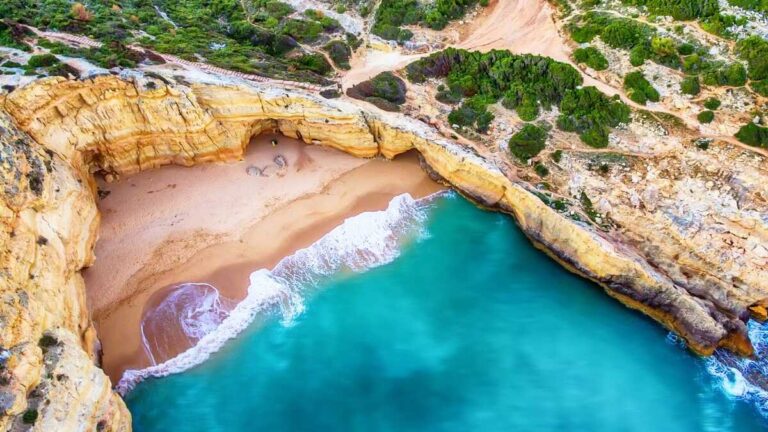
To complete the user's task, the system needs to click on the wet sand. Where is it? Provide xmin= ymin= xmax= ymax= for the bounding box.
xmin=84 ymin=134 xmax=443 ymax=382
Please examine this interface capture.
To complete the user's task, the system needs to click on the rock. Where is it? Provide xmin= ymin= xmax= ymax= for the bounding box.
xmin=274 ymin=154 xmax=287 ymax=168
xmin=245 ymin=165 xmax=262 ymax=176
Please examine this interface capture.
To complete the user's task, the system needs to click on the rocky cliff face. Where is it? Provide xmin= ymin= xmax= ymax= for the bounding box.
xmin=1 ymin=72 xmax=766 ymax=429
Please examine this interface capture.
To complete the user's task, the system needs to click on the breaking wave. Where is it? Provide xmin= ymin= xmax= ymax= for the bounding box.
xmin=117 ymin=192 xmax=445 ymax=394
xmin=705 ymin=320 xmax=768 ymax=416
xmin=140 ymin=283 xmax=237 ymax=365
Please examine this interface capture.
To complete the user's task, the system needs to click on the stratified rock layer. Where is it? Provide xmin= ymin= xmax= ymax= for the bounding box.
xmin=1 ymin=72 xmax=766 ymax=429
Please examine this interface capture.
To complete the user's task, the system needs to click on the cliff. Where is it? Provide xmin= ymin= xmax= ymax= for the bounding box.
xmin=1 ymin=72 xmax=766 ymax=429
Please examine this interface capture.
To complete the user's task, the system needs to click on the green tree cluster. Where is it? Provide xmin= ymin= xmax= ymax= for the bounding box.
xmin=508 ymin=123 xmax=548 ymax=162
xmin=573 ymin=47 xmax=609 ymax=71
xmin=624 ymin=71 xmax=660 ymax=104
xmin=736 ymin=36 xmax=768 ymax=81
xmin=626 ymin=0 xmax=719 ymax=20
xmin=407 ymin=48 xmax=629 ymax=145
xmin=557 ymin=87 xmax=631 ymax=148
xmin=373 ymin=0 xmax=487 ymax=41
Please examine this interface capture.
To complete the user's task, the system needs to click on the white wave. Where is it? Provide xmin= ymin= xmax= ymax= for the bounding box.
xmin=117 ymin=192 xmax=446 ymax=394
xmin=140 ymin=283 xmax=235 ymax=365
xmin=704 ymin=320 xmax=768 ymax=416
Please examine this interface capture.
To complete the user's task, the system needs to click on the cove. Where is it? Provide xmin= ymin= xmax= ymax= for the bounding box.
xmin=125 ymin=193 xmax=766 ymax=431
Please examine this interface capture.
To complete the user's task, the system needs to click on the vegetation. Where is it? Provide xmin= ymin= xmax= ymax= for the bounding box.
xmin=703 ymin=97 xmax=721 ymax=110
xmin=573 ymin=47 xmax=608 ymax=71
xmin=701 ymin=63 xmax=747 ymax=87
xmin=625 ymin=0 xmax=719 ymax=20
xmin=751 ymin=80 xmax=768 ymax=96
xmin=736 ymin=36 xmax=768 ymax=81
xmin=22 ymin=409 xmax=38 ymax=425
xmin=324 ymin=40 xmax=352 ymax=70
xmin=624 ymin=71 xmax=660 ymax=105
xmin=697 ymin=110 xmax=714 ymax=123
xmin=407 ymin=48 xmax=618 ymax=140
xmin=508 ymin=124 xmax=548 ymax=162
xmin=27 ymin=53 xmax=60 ymax=68
xmin=557 ymin=87 xmax=630 ymax=148
xmin=735 ymin=122 xmax=768 ymax=148
xmin=534 ymin=162 xmax=549 ymax=177
xmin=346 ymin=71 xmax=407 ymax=111
xmin=680 ymin=75 xmax=700 ymax=95
xmin=373 ymin=0 xmax=487 ymax=42
xmin=0 ymin=0 xmax=344 ymax=83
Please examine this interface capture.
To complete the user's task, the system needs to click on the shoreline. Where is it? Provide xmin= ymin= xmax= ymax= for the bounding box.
xmin=85 ymin=135 xmax=443 ymax=383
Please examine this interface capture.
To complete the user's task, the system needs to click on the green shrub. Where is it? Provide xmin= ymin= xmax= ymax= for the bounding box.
xmin=680 ymin=75 xmax=700 ymax=95
xmin=324 ymin=40 xmax=351 ymax=69
xmin=508 ymin=124 xmax=548 ymax=162
xmin=551 ymin=149 xmax=563 ymax=162
xmin=534 ymin=162 xmax=550 ymax=177
xmin=750 ymin=80 xmax=768 ymax=96
xmin=735 ymin=122 xmax=768 ymax=148
xmin=573 ymin=46 xmax=609 ymax=70
xmin=27 ymin=54 xmax=59 ymax=68
xmin=291 ymin=53 xmax=331 ymax=75
xmin=644 ymin=0 xmax=719 ymax=20
xmin=681 ymin=54 xmax=702 ymax=74
xmin=703 ymin=97 xmax=721 ymax=110
xmin=677 ymin=43 xmax=694 ymax=55
xmin=347 ymin=71 xmax=408 ymax=105
xmin=624 ymin=71 xmax=660 ymax=104
xmin=702 ymin=63 xmax=747 ymax=87
xmin=557 ymin=86 xmax=630 ymax=148
xmin=736 ymin=36 xmax=768 ymax=80
xmin=22 ymin=409 xmax=38 ymax=424
xmin=697 ymin=110 xmax=714 ymax=123
xmin=370 ymin=72 xmax=407 ymax=103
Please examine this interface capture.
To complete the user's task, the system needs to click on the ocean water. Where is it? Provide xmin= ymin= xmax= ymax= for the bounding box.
xmin=126 ymin=193 xmax=767 ymax=431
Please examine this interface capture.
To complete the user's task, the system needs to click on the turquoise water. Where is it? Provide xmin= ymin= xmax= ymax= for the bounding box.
xmin=126 ymin=194 xmax=766 ymax=431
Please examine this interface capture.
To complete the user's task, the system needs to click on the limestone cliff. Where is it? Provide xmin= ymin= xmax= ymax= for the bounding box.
xmin=1 ymin=72 xmax=766 ymax=429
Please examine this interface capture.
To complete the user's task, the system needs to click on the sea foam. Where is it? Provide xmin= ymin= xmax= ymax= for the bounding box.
xmin=705 ymin=320 xmax=768 ymax=416
xmin=117 ymin=192 xmax=444 ymax=394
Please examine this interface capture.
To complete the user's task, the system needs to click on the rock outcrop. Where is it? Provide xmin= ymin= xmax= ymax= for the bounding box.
xmin=1 ymin=71 xmax=766 ymax=429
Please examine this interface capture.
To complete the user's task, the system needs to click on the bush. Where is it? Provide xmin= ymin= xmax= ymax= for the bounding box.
xmin=736 ymin=36 xmax=768 ymax=80
xmin=624 ymin=71 xmax=660 ymax=104
xmin=324 ymin=40 xmax=351 ymax=69
xmin=703 ymin=97 xmax=721 ymax=110
xmin=680 ymin=75 xmax=700 ymax=95
xmin=644 ymin=0 xmax=719 ymax=20
xmin=23 ymin=409 xmax=38 ymax=424
xmin=735 ymin=122 xmax=768 ymax=148
xmin=750 ymin=80 xmax=768 ymax=96
xmin=573 ymin=46 xmax=609 ymax=70
xmin=677 ymin=43 xmax=694 ymax=55
xmin=27 ymin=54 xmax=59 ymax=68
xmin=697 ymin=110 xmax=714 ymax=123
xmin=534 ymin=162 xmax=549 ymax=177
xmin=508 ymin=124 xmax=548 ymax=161
xmin=347 ymin=71 xmax=407 ymax=105
xmin=557 ymin=86 xmax=630 ymax=148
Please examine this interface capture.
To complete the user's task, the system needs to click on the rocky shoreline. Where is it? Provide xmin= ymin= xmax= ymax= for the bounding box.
xmin=1 ymin=70 xmax=767 ymax=430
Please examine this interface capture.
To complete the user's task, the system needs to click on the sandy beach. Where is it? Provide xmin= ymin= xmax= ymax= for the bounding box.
xmin=84 ymin=134 xmax=443 ymax=382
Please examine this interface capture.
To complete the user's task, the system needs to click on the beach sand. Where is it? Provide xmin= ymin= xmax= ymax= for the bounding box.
xmin=84 ymin=133 xmax=443 ymax=382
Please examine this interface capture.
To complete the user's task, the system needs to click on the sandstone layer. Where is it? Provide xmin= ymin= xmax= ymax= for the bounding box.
xmin=1 ymin=71 xmax=767 ymax=429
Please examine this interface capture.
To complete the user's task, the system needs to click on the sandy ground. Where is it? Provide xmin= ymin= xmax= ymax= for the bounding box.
xmin=457 ymin=0 xmax=570 ymax=62
xmin=85 ymin=134 xmax=443 ymax=382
